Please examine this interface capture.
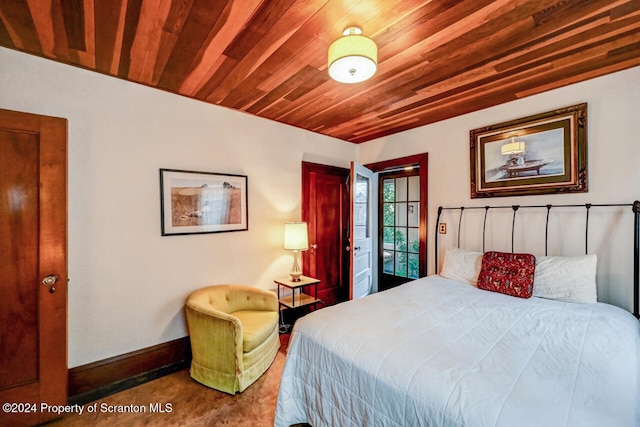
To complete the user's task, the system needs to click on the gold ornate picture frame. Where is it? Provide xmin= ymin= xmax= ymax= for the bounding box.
xmin=470 ymin=103 xmax=587 ymax=198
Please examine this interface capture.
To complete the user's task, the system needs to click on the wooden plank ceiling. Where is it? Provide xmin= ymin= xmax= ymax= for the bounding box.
xmin=0 ymin=0 xmax=639 ymax=143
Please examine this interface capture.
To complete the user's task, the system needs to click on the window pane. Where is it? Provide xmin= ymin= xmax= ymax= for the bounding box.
xmin=395 ymin=203 xmax=407 ymax=226
xmin=383 ymin=250 xmax=394 ymax=274
xmin=354 ymin=202 xmax=367 ymax=226
xmin=383 ymin=227 xmax=394 ymax=246
xmin=383 ymin=179 xmax=395 ymax=202
xmin=408 ymin=202 xmax=419 ymax=227
xmin=395 ymin=227 xmax=407 ymax=251
xmin=395 ymin=177 xmax=407 ymax=202
xmin=383 ymin=203 xmax=394 ymax=226
xmin=355 ymin=174 xmax=369 ymax=203
xmin=395 ymin=252 xmax=407 ymax=277
xmin=354 ymin=173 xmax=369 ymax=238
xmin=408 ymin=176 xmax=420 ymax=201
xmin=408 ymin=228 xmax=419 ymax=253
xmin=408 ymin=253 xmax=419 ymax=279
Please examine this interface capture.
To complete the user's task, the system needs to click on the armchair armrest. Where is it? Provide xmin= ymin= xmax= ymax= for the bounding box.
xmin=185 ymin=300 xmax=244 ymax=373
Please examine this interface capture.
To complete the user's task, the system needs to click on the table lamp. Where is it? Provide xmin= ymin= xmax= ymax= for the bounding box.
xmin=284 ymin=222 xmax=309 ymax=281
xmin=501 ymin=137 xmax=526 ymax=165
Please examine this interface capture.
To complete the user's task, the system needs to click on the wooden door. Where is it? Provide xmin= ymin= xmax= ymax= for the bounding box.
xmin=350 ymin=162 xmax=375 ymax=299
xmin=302 ymin=162 xmax=349 ymax=307
xmin=0 ymin=109 xmax=67 ymax=426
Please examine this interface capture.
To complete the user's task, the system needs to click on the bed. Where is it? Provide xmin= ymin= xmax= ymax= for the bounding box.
xmin=274 ymin=202 xmax=640 ymax=427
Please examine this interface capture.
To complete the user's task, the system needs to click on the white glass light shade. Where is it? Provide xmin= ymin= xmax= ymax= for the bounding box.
xmin=501 ymin=139 xmax=526 ymax=155
xmin=284 ymin=222 xmax=309 ymax=250
xmin=328 ymin=27 xmax=377 ymax=84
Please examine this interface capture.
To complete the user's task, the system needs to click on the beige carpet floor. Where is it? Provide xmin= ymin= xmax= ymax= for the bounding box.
xmin=48 ymin=335 xmax=289 ymax=427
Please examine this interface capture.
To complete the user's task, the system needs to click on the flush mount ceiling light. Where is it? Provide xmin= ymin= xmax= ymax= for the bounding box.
xmin=328 ymin=26 xmax=377 ymax=84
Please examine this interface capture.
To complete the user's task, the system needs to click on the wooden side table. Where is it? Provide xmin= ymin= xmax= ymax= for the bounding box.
xmin=274 ymin=275 xmax=321 ymax=332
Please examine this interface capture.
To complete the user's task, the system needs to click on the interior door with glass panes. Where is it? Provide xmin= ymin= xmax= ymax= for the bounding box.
xmin=380 ymin=169 xmax=421 ymax=290
xmin=350 ymin=162 xmax=376 ymax=299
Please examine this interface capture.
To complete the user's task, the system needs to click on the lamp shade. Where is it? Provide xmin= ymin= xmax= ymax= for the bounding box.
xmin=284 ymin=222 xmax=309 ymax=251
xmin=501 ymin=138 xmax=526 ymax=155
xmin=328 ymin=27 xmax=377 ymax=84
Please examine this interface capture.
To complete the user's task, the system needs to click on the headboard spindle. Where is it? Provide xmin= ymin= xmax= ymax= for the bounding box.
xmin=585 ymin=203 xmax=592 ymax=255
xmin=482 ymin=206 xmax=489 ymax=253
xmin=511 ymin=205 xmax=519 ymax=253
xmin=545 ymin=205 xmax=552 ymax=256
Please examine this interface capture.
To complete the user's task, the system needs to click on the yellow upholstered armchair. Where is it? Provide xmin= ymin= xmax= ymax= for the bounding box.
xmin=185 ymin=284 xmax=281 ymax=394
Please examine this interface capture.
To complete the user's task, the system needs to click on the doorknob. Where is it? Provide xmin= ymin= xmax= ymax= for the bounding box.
xmin=42 ymin=275 xmax=58 ymax=286
xmin=42 ymin=275 xmax=58 ymax=294
xmin=311 ymin=244 xmax=318 ymax=250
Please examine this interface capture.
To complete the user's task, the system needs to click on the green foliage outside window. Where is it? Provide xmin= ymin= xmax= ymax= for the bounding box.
xmin=395 ymin=229 xmax=407 ymax=251
xmin=382 ymin=178 xmax=419 ymax=279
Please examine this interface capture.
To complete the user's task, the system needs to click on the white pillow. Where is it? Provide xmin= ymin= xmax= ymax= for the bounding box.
xmin=533 ymin=255 xmax=597 ymax=304
xmin=440 ymin=247 xmax=482 ymax=286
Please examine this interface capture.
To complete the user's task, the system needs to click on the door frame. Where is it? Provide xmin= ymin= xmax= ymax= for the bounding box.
xmin=365 ymin=153 xmax=428 ymax=281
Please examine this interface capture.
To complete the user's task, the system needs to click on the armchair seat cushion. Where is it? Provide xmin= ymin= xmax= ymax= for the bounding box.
xmin=233 ymin=310 xmax=279 ymax=353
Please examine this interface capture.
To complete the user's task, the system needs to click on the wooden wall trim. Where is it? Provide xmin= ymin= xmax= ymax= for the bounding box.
xmin=68 ymin=336 xmax=191 ymax=405
xmin=364 ymin=153 xmax=428 ymax=172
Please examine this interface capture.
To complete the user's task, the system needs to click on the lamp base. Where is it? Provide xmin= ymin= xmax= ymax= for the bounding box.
xmin=290 ymin=250 xmax=303 ymax=282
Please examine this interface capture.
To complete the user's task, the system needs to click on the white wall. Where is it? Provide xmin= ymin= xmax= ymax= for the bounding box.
xmin=0 ymin=47 xmax=357 ymax=367
xmin=359 ymin=66 xmax=640 ymax=313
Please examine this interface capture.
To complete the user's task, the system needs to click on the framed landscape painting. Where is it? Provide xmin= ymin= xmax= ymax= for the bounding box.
xmin=160 ymin=169 xmax=248 ymax=235
xmin=470 ymin=103 xmax=587 ymax=198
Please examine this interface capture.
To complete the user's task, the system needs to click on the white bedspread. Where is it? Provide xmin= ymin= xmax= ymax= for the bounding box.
xmin=275 ymin=275 xmax=640 ymax=427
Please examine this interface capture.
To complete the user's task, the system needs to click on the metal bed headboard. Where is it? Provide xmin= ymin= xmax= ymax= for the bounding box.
xmin=434 ymin=201 xmax=640 ymax=319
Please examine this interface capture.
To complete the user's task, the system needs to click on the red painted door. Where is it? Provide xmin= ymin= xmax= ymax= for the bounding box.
xmin=302 ymin=162 xmax=349 ymax=307
xmin=0 ymin=109 xmax=68 ymax=426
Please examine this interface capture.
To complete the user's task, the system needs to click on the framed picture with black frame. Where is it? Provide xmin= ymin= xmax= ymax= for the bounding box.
xmin=160 ymin=168 xmax=248 ymax=235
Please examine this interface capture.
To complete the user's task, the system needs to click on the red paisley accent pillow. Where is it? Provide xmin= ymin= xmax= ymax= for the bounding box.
xmin=477 ymin=251 xmax=536 ymax=299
